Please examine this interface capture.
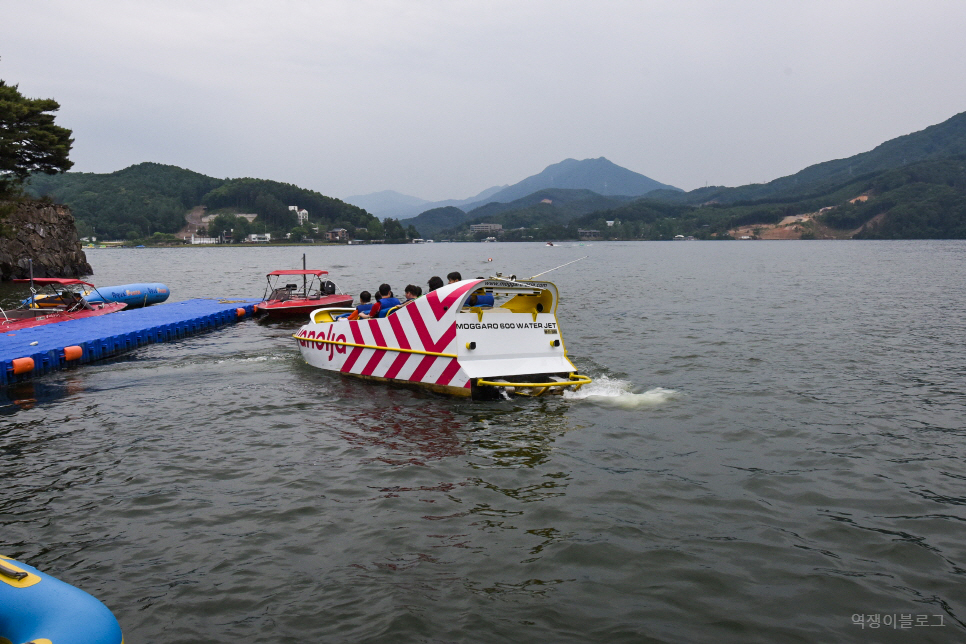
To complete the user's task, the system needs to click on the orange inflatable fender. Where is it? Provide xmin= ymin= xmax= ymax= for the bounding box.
xmin=12 ymin=357 xmax=34 ymax=375
xmin=63 ymin=345 xmax=83 ymax=361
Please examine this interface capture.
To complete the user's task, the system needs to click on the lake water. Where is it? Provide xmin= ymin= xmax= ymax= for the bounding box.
xmin=2 ymin=241 xmax=965 ymax=643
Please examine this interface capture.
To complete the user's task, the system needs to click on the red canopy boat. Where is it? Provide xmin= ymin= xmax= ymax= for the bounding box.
xmin=256 ymin=269 xmax=352 ymax=320
xmin=1 ymin=278 xmax=127 ymax=331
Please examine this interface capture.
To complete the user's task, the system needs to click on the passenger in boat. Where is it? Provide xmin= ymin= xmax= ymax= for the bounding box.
xmin=361 ymin=284 xmax=401 ymax=318
xmin=427 ymin=276 xmax=444 ymax=292
xmin=447 ymin=271 xmax=461 ymax=284
xmin=338 ymin=290 xmax=373 ymax=320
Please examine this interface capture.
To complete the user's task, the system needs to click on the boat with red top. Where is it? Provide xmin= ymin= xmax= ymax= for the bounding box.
xmin=1 ymin=278 xmax=127 ymax=331
xmin=255 ymin=269 xmax=352 ymax=320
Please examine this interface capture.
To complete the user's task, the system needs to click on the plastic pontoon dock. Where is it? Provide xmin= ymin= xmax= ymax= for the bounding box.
xmin=0 ymin=298 xmax=259 ymax=385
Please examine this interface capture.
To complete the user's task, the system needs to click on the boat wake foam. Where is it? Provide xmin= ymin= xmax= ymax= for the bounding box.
xmin=563 ymin=376 xmax=678 ymax=409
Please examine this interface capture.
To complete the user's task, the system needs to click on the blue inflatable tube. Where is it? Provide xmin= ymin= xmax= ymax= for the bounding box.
xmin=84 ymin=283 xmax=170 ymax=308
xmin=0 ymin=555 xmax=123 ymax=644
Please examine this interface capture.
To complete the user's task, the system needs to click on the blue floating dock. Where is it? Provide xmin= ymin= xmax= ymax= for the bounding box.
xmin=0 ymin=298 xmax=260 ymax=385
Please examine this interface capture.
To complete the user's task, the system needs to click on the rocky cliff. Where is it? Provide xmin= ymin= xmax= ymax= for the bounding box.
xmin=0 ymin=200 xmax=92 ymax=281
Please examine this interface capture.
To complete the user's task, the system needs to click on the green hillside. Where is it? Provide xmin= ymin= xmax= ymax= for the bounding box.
xmin=572 ymin=157 xmax=966 ymax=240
xmin=26 ymin=162 xmax=379 ymax=240
xmin=402 ymin=206 xmax=469 ymax=239
xmin=649 ymin=110 xmax=966 ymax=207
xmin=435 ymin=188 xmax=633 ymax=239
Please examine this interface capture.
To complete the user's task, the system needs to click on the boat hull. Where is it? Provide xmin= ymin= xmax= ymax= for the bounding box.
xmin=0 ymin=302 xmax=127 ymax=331
xmin=294 ymin=279 xmax=584 ymax=398
xmin=257 ymin=294 xmax=352 ymax=319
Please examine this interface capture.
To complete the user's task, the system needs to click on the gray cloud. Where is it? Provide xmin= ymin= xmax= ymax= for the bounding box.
xmin=4 ymin=0 xmax=966 ymax=200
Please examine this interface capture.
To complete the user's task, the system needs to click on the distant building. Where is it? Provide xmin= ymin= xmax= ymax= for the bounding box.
xmin=470 ymin=223 xmax=503 ymax=233
xmin=289 ymin=206 xmax=309 ymax=225
xmin=578 ymin=229 xmax=601 ymax=240
xmin=325 ymin=228 xmax=348 ymax=242
xmin=188 ymin=235 xmax=218 ymax=245
xmin=606 ymin=220 xmax=615 ymax=227
xmin=246 ymin=233 xmax=271 ymax=243
xmin=540 ymin=198 xmax=553 ymax=204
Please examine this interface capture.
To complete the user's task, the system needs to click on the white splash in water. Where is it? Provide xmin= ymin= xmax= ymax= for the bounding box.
xmin=563 ymin=375 xmax=678 ymax=409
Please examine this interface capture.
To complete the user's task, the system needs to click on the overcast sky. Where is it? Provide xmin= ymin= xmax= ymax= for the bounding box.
xmin=3 ymin=0 xmax=966 ymax=201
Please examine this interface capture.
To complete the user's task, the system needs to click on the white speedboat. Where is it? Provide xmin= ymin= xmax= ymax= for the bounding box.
xmin=294 ymin=278 xmax=590 ymax=399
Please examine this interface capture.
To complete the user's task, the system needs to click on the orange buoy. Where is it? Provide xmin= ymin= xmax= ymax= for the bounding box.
xmin=236 ymin=307 xmax=246 ymax=318
xmin=11 ymin=357 xmax=34 ymax=375
xmin=252 ymin=304 xmax=259 ymax=313
xmin=63 ymin=345 xmax=83 ymax=361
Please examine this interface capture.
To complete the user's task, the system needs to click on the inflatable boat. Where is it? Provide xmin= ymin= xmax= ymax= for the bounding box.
xmin=294 ymin=277 xmax=591 ymax=399
xmin=27 ymin=282 xmax=170 ymax=310
xmin=0 ymin=554 xmax=123 ymax=644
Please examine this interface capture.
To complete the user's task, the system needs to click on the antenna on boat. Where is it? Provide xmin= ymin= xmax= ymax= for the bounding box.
xmin=302 ymin=253 xmax=307 ymax=295
xmin=530 ymin=256 xmax=588 ymax=279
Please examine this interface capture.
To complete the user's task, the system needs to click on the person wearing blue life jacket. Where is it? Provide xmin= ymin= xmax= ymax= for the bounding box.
xmin=337 ymin=290 xmax=373 ymax=320
xmin=361 ymin=284 xmax=401 ymax=319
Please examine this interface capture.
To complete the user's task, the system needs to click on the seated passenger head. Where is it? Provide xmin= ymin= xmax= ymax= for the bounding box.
xmin=447 ymin=271 xmax=461 ymax=283
xmin=378 ymin=283 xmax=392 ymax=297
xmin=414 ymin=285 xmax=422 ymax=297
xmin=427 ymin=276 xmax=443 ymax=291
xmin=405 ymin=284 xmax=418 ymax=299
xmin=359 ymin=290 xmax=371 ymax=303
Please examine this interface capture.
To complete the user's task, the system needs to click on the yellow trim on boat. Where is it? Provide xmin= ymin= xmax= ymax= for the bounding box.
xmin=0 ymin=556 xmax=42 ymax=589
xmin=294 ymin=335 xmax=457 ymax=358
xmin=476 ymin=373 xmax=592 ymax=389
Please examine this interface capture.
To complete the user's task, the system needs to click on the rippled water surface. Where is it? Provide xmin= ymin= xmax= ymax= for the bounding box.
xmin=2 ymin=241 xmax=965 ymax=643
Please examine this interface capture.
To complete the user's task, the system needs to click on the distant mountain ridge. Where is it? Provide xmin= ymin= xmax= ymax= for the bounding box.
xmin=344 ymin=185 xmax=507 ymax=220
xmin=649 ymin=110 xmax=966 ymax=206
xmin=397 ymin=157 xmax=678 ymax=234
xmin=460 ymin=157 xmax=680 ymax=211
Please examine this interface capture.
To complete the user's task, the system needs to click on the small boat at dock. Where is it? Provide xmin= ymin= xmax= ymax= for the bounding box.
xmin=2 ymin=278 xmax=127 ymax=331
xmin=293 ymin=277 xmax=591 ymax=399
xmin=256 ymin=269 xmax=352 ymax=320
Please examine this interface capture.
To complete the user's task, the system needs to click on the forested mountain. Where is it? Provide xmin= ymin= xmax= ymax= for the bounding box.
xmin=408 ymin=189 xmax=635 ymax=239
xmin=26 ymin=162 xmax=378 ymax=239
xmin=399 ymin=157 xmax=678 ymax=234
xmin=460 ymin=157 xmax=679 ymax=210
xmin=572 ymin=157 xmax=966 ymax=240
xmin=648 ymin=110 xmax=966 ymax=206
xmin=27 ymin=163 xmax=221 ymax=239
xmin=402 ymin=206 xmax=470 ymax=238
xmin=431 ymin=189 xmax=635 ymax=240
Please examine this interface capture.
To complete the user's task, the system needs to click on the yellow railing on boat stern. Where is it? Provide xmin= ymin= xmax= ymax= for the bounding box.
xmin=475 ymin=373 xmax=592 ymax=396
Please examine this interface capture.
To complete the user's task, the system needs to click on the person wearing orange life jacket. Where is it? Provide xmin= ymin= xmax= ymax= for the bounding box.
xmin=343 ymin=290 xmax=373 ymax=320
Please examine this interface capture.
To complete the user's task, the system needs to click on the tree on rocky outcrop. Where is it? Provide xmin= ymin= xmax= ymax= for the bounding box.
xmin=0 ymin=77 xmax=74 ymax=199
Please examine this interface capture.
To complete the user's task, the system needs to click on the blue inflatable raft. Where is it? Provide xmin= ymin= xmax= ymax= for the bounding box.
xmin=0 ymin=555 xmax=123 ymax=644
xmin=84 ymin=283 xmax=170 ymax=309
